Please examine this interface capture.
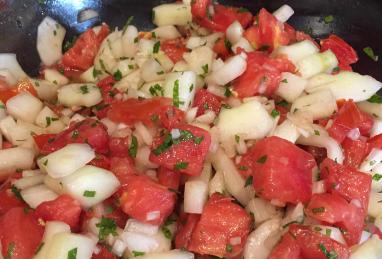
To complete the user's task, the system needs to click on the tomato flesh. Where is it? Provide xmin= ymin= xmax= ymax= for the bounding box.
xmin=192 ymin=89 xmax=222 ymax=117
xmin=161 ymin=40 xmax=188 ymax=63
xmin=321 ymin=35 xmax=358 ymax=71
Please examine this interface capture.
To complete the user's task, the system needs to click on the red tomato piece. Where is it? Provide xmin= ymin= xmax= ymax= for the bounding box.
xmin=320 ymin=158 xmax=371 ymax=212
xmin=0 ymin=207 xmax=44 ymax=259
xmin=305 ymin=193 xmax=364 ymax=245
xmin=175 ymin=214 xmax=201 ymax=250
xmin=321 ymin=35 xmax=358 ymax=71
xmin=157 ymin=167 xmax=181 ymax=191
xmin=110 ymin=156 xmax=138 ymax=188
xmin=188 ymin=193 xmax=252 ymax=258
xmin=268 ymin=231 xmax=301 ymax=259
xmin=108 ymin=136 xmax=131 ymax=157
xmin=62 ymin=24 xmax=110 ymax=70
xmin=35 ymin=119 xmax=109 ymax=155
xmin=0 ymin=79 xmax=38 ymax=103
xmin=89 ymin=154 xmax=111 ymax=169
xmin=0 ymin=188 xmax=25 ymax=216
xmin=328 ymin=100 xmax=374 ymax=143
xmin=93 ymin=76 xmax=120 ymax=119
xmin=295 ymin=31 xmax=320 ymax=48
xmin=191 ymin=0 xmax=211 ymax=19
xmin=161 ymin=40 xmax=188 ymax=63
xmin=33 ymin=133 xmax=56 ymax=150
xmin=234 ymin=51 xmax=295 ymax=98
xmin=192 ymin=89 xmax=221 ymax=116
xmin=213 ymin=37 xmax=232 ymax=59
xmin=35 ymin=194 xmax=82 ymax=230
xmin=91 ymin=245 xmax=116 ymax=259
xmin=342 ymin=137 xmax=369 ymax=168
xmin=302 ymin=146 xmax=327 ymax=165
xmin=150 ymin=124 xmax=211 ymax=176
xmin=367 ymin=133 xmax=382 ymax=152
xmin=119 ymin=175 xmax=176 ymax=225
xmin=238 ymin=136 xmax=316 ymax=204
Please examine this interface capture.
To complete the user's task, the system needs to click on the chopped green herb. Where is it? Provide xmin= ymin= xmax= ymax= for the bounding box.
xmin=172 ymin=79 xmax=181 ymax=108
xmin=224 ymin=86 xmax=232 ymax=97
xmin=238 ymin=165 xmax=248 ymax=171
xmin=151 ymin=9 xmax=156 ymax=21
xmin=128 ymin=135 xmax=138 ymax=158
xmin=6 ymin=242 xmax=15 ymax=259
xmin=151 ymin=31 xmax=157 ymax=38
xmin=221 ymin=103 xmax=231 ymax=109
xmin=92 ymin=68 xmax=102 ymax=78
xmin=161 ymin=226 xmax=172 ymax=239
xmin=332 ymin=66 xmax=340 ymax=73
xmin=153 ymin=41 xmax=160 ymax=54
xmin=281 ymin=79 xmax=288 ymax=83
xmin=318 ymin=243 xmax=338 ymax=259
xmin=282 ymin=220 xmax=300 ymax=228
xmin=99 ymin=59 xmax=108 ymax=73
xmin=257 ymin=155 xmax=267 ymax=164
xmin=52 ymin=80 xmax=58 ymax=85
xmin=53 ymin=30 xmax=57 ymax=36
xmin=271 ymin=109 xmax=280 ymax=118
xmin=151 ymin=114 xmax=159 ymax=123
xmin=312 ymin=207 xmax=326 ymax=214
xmin=314 ymin=226 xmax=323 ymax=232
xmin=156 ymin=70 xmax=164 ymax=75
xmin=245 ymin=175 xmax=253 ymax=187
xmin=237 ymin=7 xmax=249 ymax=13
xmin=363 ymin=46 xmax=379 ymax=61
xmin=113 ymin=70 xmax=122 ymax=81
xmin=122 ymin=16 xmax=134 ymax=34
xmin=276 ymin=100 xmax=289 ymax=107
xmin=132 ymin=251 xmax=145 ymax=257
xmin=83 ymin=190 xmax=96 ymax=197
xmin=314 ymin=130 xmax=320 ymax=136
xmin=67 ymin=247 xmax=77 ymax=259
xmin=373 ymin=174 xmax=382 ymax=181
xmin=0 ymin=104 xmax=5 ymax=109
xmin=71 ymin=130 xmax=79 ymax=139
xmin=58 ymin=67 xmax=65 ymax=75
xmin=203 ymin=102 xmax=209 ymax=110
xmin=35 ymin=242 xmax=44 ymax=255
xmin=189 ymin=84 xmax=194 ymax=93
xmin=194 ymin=136 xmax=204 ymax=144
xmin=370 ymin=160 xmax=377 ymax=166
xmin=63 ymin=36 xmax=78 ymax=52
xmin=224 ymin=39 xmax=232 ymax=51
xmin=43 ymin=160 xmax=48 ymax=166
xmin=226 ymin=244 xmax=233 ymax=253
xmin=323 ymin=15 xmax=334 ymax=24
xmin=80 ymin=85 xmax=89 ymax=94
xmin=134 ymin=37 xmax=139 ymax=43
xmin=202 ymin=64 xmax=209 ymax=74
xmin=149 ymin=84 xmax=164 ymax=96
xmin=104 ymin=205 xmax=114 ymax=214
xmin=325 ymin=228 xmax=332 ymax=237
xmin=96 ymin=217 xmax=118 ymax=240
xmin=367 ymin=94 xmax=382 ymax=103
xmin=235 ymin=134 xmax=240 ymax=143
xmin=174 ymin=161 xmax=188 ymax=170
xmin=152 ymin=134 xmax=173 ymax=155
xmin=11 ymin=185 xmax=23 ymax=201
xmin=128 ymin=64 xmax=135 ymax=70
xmin=45 ymin=117 xmax=58 ymax=127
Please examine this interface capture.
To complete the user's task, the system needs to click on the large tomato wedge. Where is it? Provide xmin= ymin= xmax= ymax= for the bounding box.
xmin=175 ymin=213 xmax=201 ymax=250
xmin=188 ymin=193 xmax=252 ymax=258
xmin=342 ymin=137 xmax=369 ymax=168
xmin=149 ymin=124 xmax=211 ymax=176
xmin=238 ymin=136 xmax=316 ymax=204
xmin=0 ymin=207 xmax=44 ymax=259
xmin=321 ymin=35 xmax=358 ymax=71
xmin=268 ymin=232 xmax=301 ymax=259
xmin=119 ymin=175 xmax=176 ymax=225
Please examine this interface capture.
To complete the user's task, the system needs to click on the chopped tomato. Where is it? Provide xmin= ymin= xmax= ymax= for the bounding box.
xmin=91 ymin=245 xmax=116 ymax=259
xmin=161 ymin=40 xmax=188 ymax=63
xmin=213 ymin=37 xmax=232 ymax=59
xmin=305 ymin=193 xmax=364 ymax=245
xmin=119 ymin=175 xmax=176 ymax=225
xmin=321 ymin=35 xmax=358 ymax=71
xmin=150 ymin=124 xmax=211 ymax=176
xmin=0 ymin=188 xmax=25 ymax=216
xmin=191 ymin=0 xmax=211 ymax=19
xmin=193 ymin=89 xmax=221 ymax=116
xmin=268 ymin=231 xmax=301 ymax=259
xmin=34 ymin=119 xmax=109 ymax=155
xmin=0 ymin=207 xmax=44 ymax=259
xmin=0 ymin=79 xmax=37 ymax=103
xmin=188 ymin=193 xmax=252 ymax=258
xmin=157 ymin=167 xmax=181 ymax=191
xmin=320 ymin=158 xmax=371 ymax=212
xmin=328 ymin=100 xmax=374 ymax=143
xmin=367 ymin=133 xmax=382 ymax=152
xmin=342 ymin=137 xmax=369 ymax=168
xmin=302 ymin=146 xmax=327 ymax=165
xmin=110 ymin=156 xmax=138 ymax=188
xmin=33 ymin=133 xmax=56 ymax=151
xmin=62 ymin=24 xmax=110 ymax=70
xmin=234 ymin=51 xmax=295 ymax=98
xmin=238 ymin=136 xmax=316 ymax=204
xmin=93 ymin=76 xmax=120 ymax=119
xmin=108 ymin=137 xmax=131 ymax=157
xmin=295 ymin=31 xmax=320 ymax=48
xmin=107 ymin=97 xmax=184 ymax=128
xmin=175 ymin=214 xmax=201 ymax=250
xmin=35 ymin=194 xmax=82 ymax=230
xmin=89 ymin=154 xmax=111 ymax=170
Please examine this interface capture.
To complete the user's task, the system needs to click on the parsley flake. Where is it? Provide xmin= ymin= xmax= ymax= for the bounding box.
xmin=373 ymin=174 xmax=382 ymax=181
xmin=245 ymin=176 xmax=253 ymax=187
xmin=363 ymin=46 xmax=379 ymax=61
xmin=174 ymin=161 xmax=188 ymax=170
xmin=128 ymin=135 xmax=138 ymax=158
xmin=96 ymin=217 xmax=118 ymax=240
xmin=80 ymin=85 xmax=89 ymax=94
xmin=271 ymin=109 xmax=280 ymax=118
xmin=257 ymin=155 xmax=267 ymax=164
xmin=113 ymin=70 xmax=122 ymax=81
xmin=67 ymin=247 xmax=77 ymax=259
xmin=83 ymin=190 xmax=96 ymax=197
xmin=367 ymin=94 xmax=382 ymax=103
xmin=323 ymin=15 xmax=334 ymax=24
xmin=153 ymin=41 xmax=160 ymax=54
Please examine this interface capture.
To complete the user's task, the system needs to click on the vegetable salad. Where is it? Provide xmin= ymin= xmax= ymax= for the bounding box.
xmin=1 ymin=0 xmax=382 ymax=259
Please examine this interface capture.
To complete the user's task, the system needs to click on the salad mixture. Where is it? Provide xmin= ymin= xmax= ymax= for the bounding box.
xmin=1 ymin=0 xmax=382 ymax=258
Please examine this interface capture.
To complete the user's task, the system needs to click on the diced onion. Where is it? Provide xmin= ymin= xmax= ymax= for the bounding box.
xmin=0 ymin=69 xmax=17 ymax=85
xmin=138 ymin=249 xmax=195 ymax=259
xmin=58 ymin=83 xmax=102 ymax=108
xmin=246 ymin=198 xmax=281 ymax=225
xmin=272 ymin=119 xmax=300 ymax=143
xmin=146 ymin=211 xmax=161 ymax=221
xmin=206 ymin=54 xmax=247 ymax=86
xmin=209 ymin=171 xmax=225 ymax=196
xmin=121 ymin=231 xmax=159 ymax=253
xmin=13 ymin=175 xmax=44 ymax=190
xmin=360 ymin=148 xmax=382 ymax=172
xmin=163 ymin=71 xmax=196 ymax=111
xmin=0 ymin=146 xmax=34 ymax=172
xmin=152 ymin=4 xmax=192 ymax=27
xmin=370 ymin=119 xmax=382 ymax=137
xmin=347 ymin=128 xmax=361 ymax=141
xmin=21 ymin=184 xmax=58 ymax=209
xmin=350 ymin=235 xmax=382 ymax=259
xmin=0 ymin=54 xmax=28 ymax=80
xmin=6 ymin=92 xmax=43 ymax=123
xmin=272 ymin=40 xmax=319 ymax=64
xmin=226 ymin=21 xmax=243 ymax=44
xmin=184 ymin=180 xmax=209 ymax=214
xmin=44 ymin=68 xmax=69 ymax=86
xmin=152 ymin=25 xmax=181 ymax=40
xmin=368 ymin=191 xmax=382 ymax=217
xmin=275 ymin=72 xmax=307 ymax=103
xmin=231 ymin=37 xmax=254 ymax=53
xmin=273 ymin=4 xmax=294 ymax=23
xmin=125 ymin=219 xmax=159 ymax=236
xmin=297 ymin=50 xmax=338 ymax=78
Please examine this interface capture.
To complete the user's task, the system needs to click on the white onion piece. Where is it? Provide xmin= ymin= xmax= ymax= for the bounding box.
xmin=163 ymin=71 xmax=196 ymax=111
xmin=203 ymin=32 xmax=224 ymax=49
xmin=121 ymin=231 xmax=159 ymax=253
xmin=273 ymin=4 xmax=294 ymax=23
xmin=35 ymin=106 xmax=65 ymax=134
xmin=313 ymin=225 xmax=346 ymax=245
xmin=189 ymin=162 xmax=212 ymax=183
xmin=141 ymin=58 xmax=166 ymax=82
xmin=370 ymin=119 xmax=382 ymax=137
xmin=272 ymin=119 xmax=300 ymax=143
xmin=368 ymin=191 xmax=382 ymax=217
xmin=358 ymin=101 xmax=382 ymax=119
xmin=371 ymin=164 xmax=382 ymax=192
xmin=58 ymin=83 xmax=102 ymax=108
xmin=246 ymin=198 xmax=282 ymax=225
xmin=209 ymin=170 xmax=225 ymax=196
xmin=297 ymin=134 xmax=344 ymax=164
xmin=0 ymin=146 xmax=34 ymax=173
xmin=306 ymin=71 xmax=382 ymax=102
xmin=206 ymin=54 xmax=247 ymax=86
xmin=152 ymin=25 xmax=181 ymax=40
xmin=275 ymin=72 xmax=307 ymax=103
xmin=0 ymin=69 xmax=17 ymax=85
xmin=13 ymin=175 xmax=44 ymax=190
xmin=20 ymin=184 xmax=58 ymax=209
xmin=6 ymin=92 xmax=43 ymax=123
xmin=312 ymin=180 xmax=326 ymax=194
xmin=135 ymin=122 xmax=153 ymax=146
xmin=111 ymin=238 xmax=127 ymax=257
xmin=152 ymin=4 xmax=192 ymax=26
xmin=359 ymin=148 xmax=382 ymax=172
xmin=183 ymin=46 xmax=214 ymax=76
xmin=359 ymin=231 xmax=372 ymax=244
xmin=61 ymin=165 xmax=120 ymax=208
xmin=350 ymin=235 xmax=382 ymax=259
xmin=297 ymin=50 xmax=338 ymax=78
xmin=0 ymin=53 xmax=28 ymax=80
xmin=22 ymin=169 xmax=41 ymax=177
xmin=37 ymin=143 xmax=95 ymax=178
xmin=211 ymin=148 xmax=254 ymax=205
xmin=44 ymin=68 xmax=69 ymax=86
xmin=375 ymin=215 xmax=382 ymax=232
xmin=272 ymin=40 xmax=319 ymax=64
xmin=31 ymin=79 xmax=59 ymax=101
xmin=186 ymin=36 xmax=207 ymax=49
xmin=231 ymin=37 xmax=254 ymax=53
xmin=37 ymin=17 xmax=66 ymax=66
xmin=138 ymin=249 xmax=195 ymax=259
xmin=44 ymin=175 xmax=64 ymax=195
xmin=347 ymin=128 xmax=361 ymax=141
xmin=291 ymin=90 xmax=337 ymax=120
xmin=125 ymin=219 xmax=159 ymax=236
xmin=226 ymin=21 xmax=243 ymax=44
xmin=184 ymin=180 xmax=209 ymax=214
xmin=243 ymin=219 xmax=281 ymax=259
xmin=77 ymin=8 xmax=99 ymax=23
xmin=45 ymin=232 xmax=97 ymax=259
xmin=281 ymin=203 xmax=304 ymax=227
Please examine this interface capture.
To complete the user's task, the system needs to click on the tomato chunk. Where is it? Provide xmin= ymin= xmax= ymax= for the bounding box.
xmin=342 ymin=137 xmax=369 ymax=168
xmin=91 ymin=245 xmax=116 ymax=259
xmin=35 ymin=194 xmax=82 ymax=230
xmin=0 ymin=188 xmax=25 ymax=216
xmin=0 ymin=79 xmax=38 ymax=103
xmin=321 ymin=35 xmax=358 ymax=71
xmin=0 ymin=207 xmax=44 ymax=259
xmin=157 ymin=167 xmax=181 ymax=191
xmin=119 ymin=175 xmax=176 ymax=225
xmin=367 ymin=133 xmax=382 ymax=152
xmin=110 ymin=156 xmax=138 ymax=188
xmin=191 ymin=0 xmax=211 ymax=19
xmin=239 ymin=136 xmax=316 ymax=204
xmin=213 ymin=37 xmax=232 ymax=59
xmin=161 ymin=40 xmax=188 ymax=63
xmin=192 ymin=89 xmax=222 ymax=117
xmin=328 ymin=100 xmax=374 ymax=143
xmin=150 ymin=124 xmax=211 ymax=176
xmin=175 ymin=214 xmax=201 ymax=250
xmin=188 ymin=193 xmax=251 ymax=258
xmin=269 ymin=231 xmax=301 ymax=259
xmin=305 ymin=193 xmax=364 ymax=245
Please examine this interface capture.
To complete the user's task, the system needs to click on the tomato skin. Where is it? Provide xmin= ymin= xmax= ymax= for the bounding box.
xmin=321 ymin=35 xmax=358 ymax=71
xmin=0 ymin=79 xmax=38 ymax=103
xmin=93 ymin=76 xmax=120 ymax=119
xmin=328 ymin=100 xmax=374 ymax=143
xmin=108 ymin=137 xmax=131 ymax=157
xmin=119 ymin=175 xmax=176 ymax=225
xmin=0 ymin=188 xmax=25 ymax=216
xmin=305 ymin=193 xmax=364 ymax=245
xmin=91 ymin=245 xmax=116 ymax=259
xmin=0 ymin=207 xmax=44 ymax=259
xmin=161 ymin=40 xmax=188 ymax=63
xmin=367 ymin=133 xmax=382 ymax=152
xmin=234 ymin=51 xmax=295 ymax=98
xmin=157 ymin=167 xmax=181 ymax=190
xmin=33 ymin=133 xmax=56 ymax=150
xmin=239 ymin=136 xmax=316 ymax=204
xmin=302 ymin=146 xmax=327 ymax=165
xmin=35 ymin=194 xmax=82 ymax=231
xmin=110 ymin=156 xmax=138 ymax=188
xmin=192 ymin=89 xmax=221 ymax=116
xmin=175 ymin=214 xmax=201 ymax=249
xmin=268 ymin=232 xmax=301 ymax=259
xmin=320 ymin=158 xmax=371 ymax=212
xmin=89 ymin=154 xmax=111 ymax=170
xmin=62 ymin=24 xmax=109 ymax=70
xmin=342 ymin=137 xmax=369 ymax=168
xmin=191 ymin=0 xmax=211 ymax=19
xmin=213 ymin=37 xmax=232 ymax=59
xmin=188 ymin=193 xmax=252 ymax=258
xmin=150 ymin=124 xmax=211 ymax=176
